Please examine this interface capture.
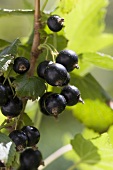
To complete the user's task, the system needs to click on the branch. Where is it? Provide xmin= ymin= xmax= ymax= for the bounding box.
xmin=28 ymin=0 xmax=41 ymax=76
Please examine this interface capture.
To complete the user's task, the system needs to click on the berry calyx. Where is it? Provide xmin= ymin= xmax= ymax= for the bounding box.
xmin=13 ymin=57 xmax=30 ymax=74
xmin=21 ymin=126 xmax=40 ymax=146
xmin=56 ymin=49 xmax=79 ymax=72
xmin=47 ymin=15 xmax=64 ymax=32
xmin=19 ymin=148 xmax=43 ymax=170
xmin=9 ymin=130 xmax=28 ymax=151
xmin=44 ymin=93 xmax=67 ymax=117
xmin=61 ymin=85 xmax=84 ymax=106
xmin=44 ymin=63 xmax=68 ymax=86
xmin=0 ymin=83 xmax=8 ymax=106
xmin=1 ymin=96 xmax=23 ymax=117
xmin=37 ymin=60 xmax=52 ymax=79
xmin=39 ymin=92 xmax=52 ymax=116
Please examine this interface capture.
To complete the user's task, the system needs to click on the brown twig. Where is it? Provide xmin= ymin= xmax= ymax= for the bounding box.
xmin=28 ymin=0 xmax=41 ymax=76
xmin=16 ymin=0 xmax=41 ymax=129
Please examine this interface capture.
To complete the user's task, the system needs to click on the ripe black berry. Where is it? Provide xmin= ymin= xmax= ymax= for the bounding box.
xmin=62 ymin=72 xmax=70 ymax=86
xmin=4 ymin=77 xmax=15 ymax=97
xmin=61 ymin=85 xmax=84 ymax=106
xmin=9 ymin=130 xmax=28 ymax=151
xmin=45 ymin=93 xmax=67 ymax=117
xmin=0 ymin=83 xmax=8 ymax=106
xmin=47 ymin=15 xmax=64 ymax=32
xmin=0 ymin=161 xmax=5 ymax=167
xmin=44 ymin=63 xmax=68 ymax=86
xmin=19 ymin=148 xmax=43 ymax=170
xmin=37 ymin=60 xmax=52 ymax=79
xmin=1 ymin=96 xmax=23 ymax=117
xmin=13 ymin=57 xmax=30 ymax=74
xmin=56 ymin=49 xmax=79 ymax=72
xmin=39 ymin=92 xmax=52 ymax=116
xmin=21 ymin=126 xmax=40 ymax=146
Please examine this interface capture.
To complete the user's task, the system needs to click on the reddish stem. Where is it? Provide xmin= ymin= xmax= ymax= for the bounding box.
xmin=28 ymin=0 xmax=41 ymax=76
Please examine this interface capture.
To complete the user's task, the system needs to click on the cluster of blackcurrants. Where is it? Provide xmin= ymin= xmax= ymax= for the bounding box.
xmin=9 ymin=126 xmax=43 ymax=170
xmin=0 ymin=57 xmax=30 ymax=118
xmin=36 ymin=15 xmax=84 ymax=118
xmin=0 ymin=57 xmax=43 ymax=169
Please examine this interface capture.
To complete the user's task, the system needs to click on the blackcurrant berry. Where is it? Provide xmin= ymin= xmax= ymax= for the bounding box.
xmin=61 ymin=85 xmax=84 ymax=106
xmin=0 ymin=75 xmax=5 ymax=83
xmin=56 ymin=49 xmax=79 ymax=72
xmin=44 ymin=63 xmax=68 ymax=86
xmin=9 ymin=130 xmax=28 ymax=151
xmin=21 ymin=126 xmax=40 ymax=146
xmin=62 ymin=72 xmax=70 ymax=86
xmin=1 ymin=96 xmax=23 ymax=117
xmin=47 ymin=15 xmax=64 ymax=32
xmin=37 ymin=60 xmax=52 ymax=79
xmin=13 ymin=57 xmax=30 ymax=74
xmin=39 ymin=92 xmax=52 ymax=116
xmin=19 ymin=148 xmax=43 ymax=170
xmin=0 ymin=161 xmax=5 ymax=167
xmin=0 ymin=83 xmax=8 ymax=106
xmin=45 ymin=93 xmax=67 ymax=117
xmin=4 ymin=77 xmax=15 ymax=97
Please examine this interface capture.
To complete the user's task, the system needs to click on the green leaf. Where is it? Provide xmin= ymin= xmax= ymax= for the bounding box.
xmin=64 ymin=0 xmax=109 ymax=53
xmin=13 ymin=75 xmax=46 ymax=100
xmin=0 ymin=133 xmax=16 ymax=166
xmin=82 ymin=52 xmax=113 ymax=70
xmin=0 ymin=38 xmax=20 ymax=56
xmin=69 ymin=73 xmax=113 ymax=132
xmin=0 ymin=54 xmax=14 ymax=72
xmin=0 ymin=8 xmax=34 ymax=16
xmin=71 ymin=134 xmax=100 ymax=164
xmin=67 ymin=133 xmax=113 ymax=170
xmin=72 ymin=99 xmax=113 ymax=133
xmin=0 ymin=39 xmax=10 ymax=50
xmin=70 ymin=73 xmax=106 ymax=100
xmin=76 ymin=34 xmax=113 ymax=53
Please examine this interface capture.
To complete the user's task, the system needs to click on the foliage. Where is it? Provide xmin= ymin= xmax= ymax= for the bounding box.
xmin=0 ymin=0 xmax=113 ymax=169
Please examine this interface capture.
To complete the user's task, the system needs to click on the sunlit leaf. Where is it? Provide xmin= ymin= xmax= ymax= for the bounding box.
xmin=82 ymin=52 xmax=113 ymax=70
xmin=71 ymin=134 xmax=100 ymax=164
xmin=72 ymin=99 xmax=113 ymax=133
xmin=64 ymin=0 xmax=109 ymax=53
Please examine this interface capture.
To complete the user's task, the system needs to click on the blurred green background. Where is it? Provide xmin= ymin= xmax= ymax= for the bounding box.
xmin=0 ymin=0 xmax=113 ymax=170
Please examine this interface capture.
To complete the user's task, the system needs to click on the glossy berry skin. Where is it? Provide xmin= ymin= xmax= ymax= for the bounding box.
xmin=21 ymin=126 xmax=40 ymax=146
xmin=45 ymin=93 xmax=67 ymax=117
xmin=1 ymin=96 xmax=23 ymax=117
xmin=13 ymin=57 xmax=30 ymax=74
xmin=44 ymin=63 xmax=68 ymax=86
xmin=0 ymin=83 xmax=8 ymax=106
xmin=9 ymin=130 xmax=28 ymax=151
xmin=39 ymin=92 xmax=52 ymax=116
xmin=56 ymin=49 xmax=79 ymax=72
xmin=47 ymin=15 xmax=64 ymax=32
xmin=37 ymin=60 xmax=52 ymax=79
xmin=19 ymin=148 xmax=43 ymax=170
xmin=62 ymin=72 xmax=70 ymax=86
xmin=61 ymin=85 xmax=84 ymax=106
